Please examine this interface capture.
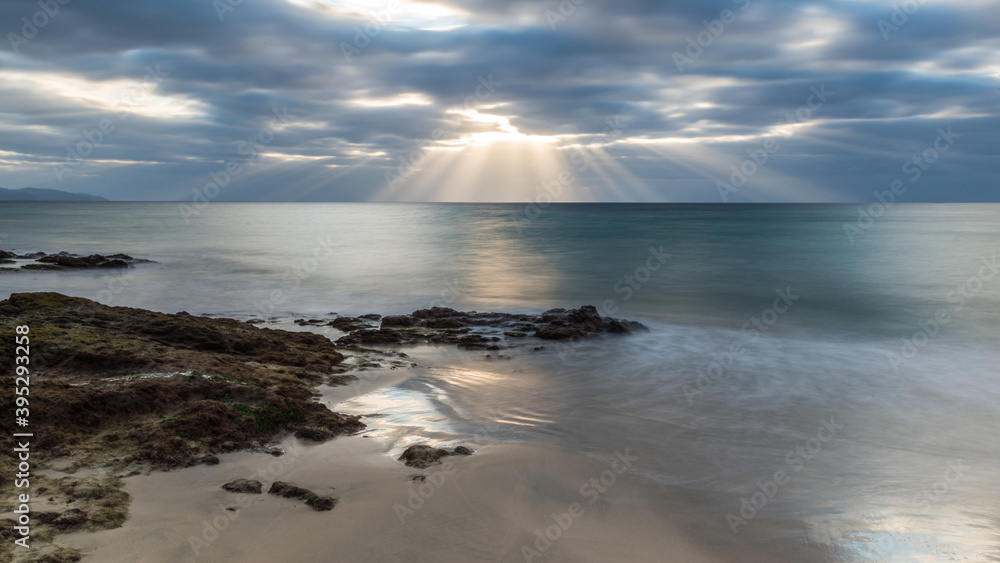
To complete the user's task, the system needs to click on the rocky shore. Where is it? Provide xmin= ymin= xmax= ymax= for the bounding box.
xmin=0 ymin=251 xmax=155 ymax=272
xmin=0 ymin=293 xmax=647 ymax=562
xmin=0 ymin=293 xmax=361 ymax=561
xmin=332 ymin=304 xmax=647 ymax=348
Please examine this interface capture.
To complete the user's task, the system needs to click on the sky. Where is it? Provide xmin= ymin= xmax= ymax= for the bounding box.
xmin=0 ymin=0 xmax=997 ymax=202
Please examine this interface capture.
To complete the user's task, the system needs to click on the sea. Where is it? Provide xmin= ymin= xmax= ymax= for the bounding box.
xmin=2 ymin=202 xmax=999 ymax=561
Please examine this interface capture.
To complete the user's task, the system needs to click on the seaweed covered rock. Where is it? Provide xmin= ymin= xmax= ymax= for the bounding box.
xmin=36 ymin=509 xmax=89 ymax=532
xmin=398 ymin=445 xmax=451 ymax=468
xmin=0 ymin=293 xmax=363 ymax=471
xmin=268 ymin=481 xmax=336 ymax=511
xmin=337 ymin=304 xmax=646 ymax=347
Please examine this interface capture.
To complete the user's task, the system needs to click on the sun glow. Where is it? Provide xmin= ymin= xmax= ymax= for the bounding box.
xmin=441 ymin=110 xmax=560 ymax=147
xmin=351 ymin=92 xmax=433 ymax=107
xmin=283 ymin=0 xmax=468 ymax=30
xmin=375 ymin=109 xmax=657 ymax=202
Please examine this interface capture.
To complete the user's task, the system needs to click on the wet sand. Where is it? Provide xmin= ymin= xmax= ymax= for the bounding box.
xmin=56 ymin=433 xmax=837 ymax=562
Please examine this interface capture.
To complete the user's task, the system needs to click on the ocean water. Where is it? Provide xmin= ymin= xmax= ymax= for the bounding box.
xmin=2 ymin=202 xmax=999 ymax=561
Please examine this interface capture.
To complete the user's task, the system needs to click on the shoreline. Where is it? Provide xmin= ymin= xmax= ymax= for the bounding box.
xmin=4 ymin=292 xmax=705 ymax=562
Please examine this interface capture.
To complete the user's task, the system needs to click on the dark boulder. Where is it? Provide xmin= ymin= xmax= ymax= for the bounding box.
xmin=222 ymin=479 xmax=263 ymax=494
xmin=381 ymin=315 xmax=418 ymax=327
xmin=397 ymin=444 xmax=474 ymax=468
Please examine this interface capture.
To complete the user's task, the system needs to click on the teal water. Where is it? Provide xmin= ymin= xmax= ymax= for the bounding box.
xmin=2 ymin=202 xmax=999 ymax=561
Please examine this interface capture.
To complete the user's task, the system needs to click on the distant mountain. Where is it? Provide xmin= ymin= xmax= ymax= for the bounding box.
xmin=0 ymin=187 xmax=109 ymax=201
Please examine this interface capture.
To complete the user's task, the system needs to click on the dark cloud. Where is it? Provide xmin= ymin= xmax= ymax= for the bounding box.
xmin=0 ymin=0 xmax=996 ymax=202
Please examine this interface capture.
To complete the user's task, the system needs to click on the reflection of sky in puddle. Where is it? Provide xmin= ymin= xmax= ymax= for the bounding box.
xmin=331 ymin=358 xmax=546 ymax=458
xmin=334 ymin=378 xmax=463 ymax=455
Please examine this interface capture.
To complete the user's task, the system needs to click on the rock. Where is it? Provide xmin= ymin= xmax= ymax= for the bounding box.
xmin=1 ymin=250 xmax=155 ymax=272
xmin=329 ymin=317 xmax=368 ymax=331
xmin=425 ymin=317 xmax=463 ymax=329
xmin=534 ymin=305 xmax=646 ymax=340
xmin=200 ymin=454 xmax=220 ymax=465
xmin=398 ymin=445 xmax=451 ymax=468
xmin=453 ymin=446 xmax=474 ymax=456
xmin=267 ymin=481 xmax=337 ymax=511
xmin=222 ymin=479 xmax=263 ymax=494
xmin=340 ymin=328 xmax=406 ymax=345
xmin=411 ymin=307 xmax=460 ymax=319
xmin=381 ymin=315 xmax=418 ymax=327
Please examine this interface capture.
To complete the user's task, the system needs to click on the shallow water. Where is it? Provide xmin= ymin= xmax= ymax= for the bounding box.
xmin=2 ymin=202 xmax=999 ymax=560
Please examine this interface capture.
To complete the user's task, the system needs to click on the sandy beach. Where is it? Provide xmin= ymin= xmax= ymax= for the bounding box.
xmin=57 ymin=435 xmax=830 ymax=563
xmin=50 ymin=358 xmax=831 ymax=563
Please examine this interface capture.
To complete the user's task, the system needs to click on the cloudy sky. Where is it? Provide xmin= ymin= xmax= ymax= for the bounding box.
xmin=0 ymin=0 xmax=997 ymax=202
